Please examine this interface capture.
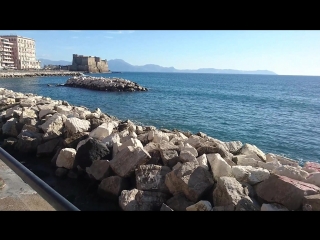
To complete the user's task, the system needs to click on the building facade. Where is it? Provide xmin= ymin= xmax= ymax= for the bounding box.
xmin=0 ymin=37 xmax=15 ymax=69
xmin=0 ymin=35 xmax=41 ymax=70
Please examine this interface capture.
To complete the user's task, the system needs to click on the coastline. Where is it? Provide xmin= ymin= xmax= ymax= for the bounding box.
xmin=1 ymin=87 xmax=320 ymax=211
xmin=0 ymin=70 xmax=84 ymax=78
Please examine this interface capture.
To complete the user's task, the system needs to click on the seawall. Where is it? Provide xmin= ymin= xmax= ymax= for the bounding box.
xmin=0 ymin=70 xmax=84 ymax=78
xmin=1 ymin=87 xmax=320 ymax=211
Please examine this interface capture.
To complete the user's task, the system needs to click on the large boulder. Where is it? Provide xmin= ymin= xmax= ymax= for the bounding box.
xmin=266 ymin=153 xmax=299 ymax=167
xmin=101 ymin=133 xmax=120 ymax=148
xmin=179 ymin=150 xmax=197 ymax=163
xmin=19 ymin=108 xmax=37 ymax=125
xmin=118 ymin=138 xmax=143 ymax=152
xmin=39 ymin=113 xmax=66 ymax=140
xmin=2 ymin=118 xmax=19 ymax=137
xmin=302 ymin=161 xmax=320 ymax=173
xmin=197 ymin=154 xmax=209 ymax=170
xmin=224 ymin=141 xmax=243 ymax=153
xmin=98 ymin=176 xmax=129 ymax=200
xmin=272 ymin=165 xmax=309 ymax=181
xmin=135 ymin=164 xmax=171 ymax=193
xmin=64 ymin=117 xmax=90 ymax=135
xmin=86 ymin=160 xmax=112 ymax=181
xmin=186 ymin=200 xmax=212 ymax=211
xmin=15 ymin=135 xmax=41 ymax=153
xmin=235 ymin=197 xmax=260 ymax=211
xmin=119 ymin=189 xmax=170 ymax=211
xmin=304 ymin=172 xmax=320 ymax=187
xmin=110 ymin=146 xmax=151 ymax=177
xmin=165 ymin=161 xmax=214 ymax=202
xmin=255 ymin=174 xmax=320 ymax=210
xmin=165 ymin=193 xmax=195 ymax=211
xmin=239 ymin=143 xmax=266 ymax=162
xmin=261 ymin=203 xmax=289 ymax=211
xmin=89 ymin=122 xmax=117 ymax=141
xmin=73 ymin=138 xmax=110 ymax=169
xmin=207 ymin=153 xmax=232 ymax=181
xmin=56 ymin=148 xmax=77 ymax=169
xmin=212 ymin=176 xmax=248 ymax=208
xmin=231 ymin=165 xmax=270 ymax=185
xmin=63 ymin=132 xmax=89 ymax=149
xmin=37 ymin=103 xmax=56 ymax=119
xmin=160 ymin=149 xmax=180 ymax=167
xmin=36 ymin=138 xmax=61 ymax=157
xmin=302 ymin=194 xmax=320 ymax=211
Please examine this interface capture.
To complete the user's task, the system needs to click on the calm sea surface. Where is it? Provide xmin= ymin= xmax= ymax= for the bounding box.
xmin=1 ymin=72 xmax=320 ymax=165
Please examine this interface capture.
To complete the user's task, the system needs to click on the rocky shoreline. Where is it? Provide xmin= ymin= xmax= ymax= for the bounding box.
xmin=1 ymin=87 xmax=320 ymax=211
xmin=63 ymin=76 xmax=148 ymax=92
xmin=0 ymin=71 xmax=84 ymax=78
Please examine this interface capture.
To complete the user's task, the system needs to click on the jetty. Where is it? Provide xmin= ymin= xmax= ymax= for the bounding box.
xmin=63 ymin=75 xmax=148 ymax=92
xmin=1 ymin=87 xmax=320 ymax=211
xmin=0 ymin=70 xmax=84 ymax=78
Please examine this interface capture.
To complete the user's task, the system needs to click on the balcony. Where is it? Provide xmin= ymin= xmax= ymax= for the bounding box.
xmin=2 ymin=60 xmax=14 ymax=64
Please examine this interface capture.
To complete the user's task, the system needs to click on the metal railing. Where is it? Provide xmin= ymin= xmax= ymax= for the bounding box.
xmin=0 ymin=147 xmax=80 ymax=211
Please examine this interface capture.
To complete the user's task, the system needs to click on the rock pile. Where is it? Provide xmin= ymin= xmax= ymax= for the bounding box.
xmin=1 ymin=87 xmax=320 ymax=211
xmin=0 ymin=71 xmax=84 ymax=78
xmin=63 ymin=76 xmax=148 ymax=92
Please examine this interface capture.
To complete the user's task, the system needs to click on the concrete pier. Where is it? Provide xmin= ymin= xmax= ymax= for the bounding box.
xmin=0 ymin=70 xmax=84 ymax=78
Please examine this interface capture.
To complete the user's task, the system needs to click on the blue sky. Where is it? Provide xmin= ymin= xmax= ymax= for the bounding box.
xmin=1 ymin=30 xmax=320 ymax=76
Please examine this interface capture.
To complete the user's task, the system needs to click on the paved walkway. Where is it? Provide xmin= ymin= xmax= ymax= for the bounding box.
xmin=0 ymin=159 xmax=55 ymax=211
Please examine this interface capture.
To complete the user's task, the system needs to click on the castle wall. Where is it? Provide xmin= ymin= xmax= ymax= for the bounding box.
xmin=70 ymin=54 xmax=109 ymax=73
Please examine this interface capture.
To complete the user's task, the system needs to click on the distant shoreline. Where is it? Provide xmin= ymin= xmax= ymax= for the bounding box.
xmin=0 ymin=70 xmax=84 ymax=78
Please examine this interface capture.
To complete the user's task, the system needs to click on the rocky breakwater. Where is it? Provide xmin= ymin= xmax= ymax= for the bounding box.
xmin=1 ymin=87 xmax=320 ymax=211
xmin=63 ymin=76 xmax=148 ymax=92
xmin=0 ymin=71 xmax=84 ymax=78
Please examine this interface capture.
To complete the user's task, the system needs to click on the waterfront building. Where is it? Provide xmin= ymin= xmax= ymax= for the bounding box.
xmin=0 ymin=35 xmax=41 ymax=70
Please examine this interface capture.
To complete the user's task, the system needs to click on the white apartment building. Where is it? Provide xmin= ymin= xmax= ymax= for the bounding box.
xmin=0 ymin=37 xmax=15 ymax=69
xmin=0 ymin=35 xmax=41 ymax=70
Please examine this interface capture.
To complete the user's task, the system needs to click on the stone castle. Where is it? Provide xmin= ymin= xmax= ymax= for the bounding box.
xmin=69 ymin=54 xmax=109 ymax=73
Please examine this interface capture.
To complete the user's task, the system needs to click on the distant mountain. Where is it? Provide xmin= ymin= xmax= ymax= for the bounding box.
xmin=38 ymin=59 xmax=71 ymax=68
xmin=108 ymin=59 xmax=277 ymax=75
xmin=38 ymin=58 xmax=277 ymax=75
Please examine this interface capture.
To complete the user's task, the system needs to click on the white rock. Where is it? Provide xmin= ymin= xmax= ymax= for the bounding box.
xmin=232 ymin=165 xmax=270 ymax=185
xmin=207 ymin=153 xmax=232 ymax=181
xmin=102 ymin=133 xmax=120 ymax=147
xmin=266 ymin=153 xmax=299 ymax=167
xmin=56 ymin=105 xmax=72 ymax=116
xmin=65 ymin=117 xmax=91 ymax=135
xmin=136 ymin=125 xmax=144 ymax=134
xmin=235 ymin=155 xmax=260 ymax=167
xmin=186 ymin=200 xmax=212 ymax=211
xmin=257 ymin=159 xmax=282 ymax=171
xmin=118 ymin=138 xmax=144 ymax=152
xmin=56 ymin=148 xmax=77 ymax=169
xmin=272 ymin=165 xmax=309 ymax=181
xmin=240 ymin=143 xmax=266 ymax=161
xmin=89 ymin=122 xmax=115 ymax=140
xmin=304 ymin=172 xmax=320 ymax=187
xmin=197 ymin=154 xmax=209 ymax=170
xmin=39 ymin=113 xmax=66 ymax=133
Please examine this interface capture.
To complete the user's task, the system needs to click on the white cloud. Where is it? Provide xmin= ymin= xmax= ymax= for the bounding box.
xmin=104 ymin=36 xmax=113 ymax=39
